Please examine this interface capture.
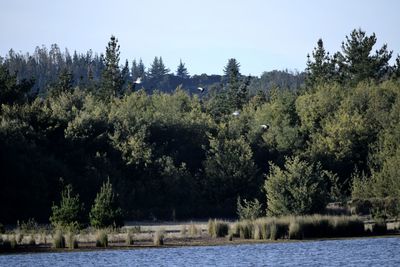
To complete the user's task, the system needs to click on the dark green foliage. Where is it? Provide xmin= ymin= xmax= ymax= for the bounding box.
xmin=176 ymin=59 xmax=189 ymax=79
xmin=50 ymin=184 xmax=84 ymax=230
xmin=265 ymin=156 xmax=331 ymax=216
xmin=1 ymin=29 xmax=400 ymax=224
xmin=52 ymin=230 xmax=66 ymax=248
xmin=89 ymin=179 xmax=123 ymax=228
xmin=208 ymin=219 xmax=229 ymax=238
xmin=100 ymin=35 xmax=122 ymax=98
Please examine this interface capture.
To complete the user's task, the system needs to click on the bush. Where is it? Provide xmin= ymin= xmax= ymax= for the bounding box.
xmin=153 ymin=230 xmax=164 ymax=246
xmin=50 ymin=184 xmax=84 ymax=230
xmin=95 ymin=230 xmax=108 ymax=247
xmin=239 ymin=221 xmax=253 ymax=239
xmin=90 ymin=179 xmax=123 ymax=229
xmin=289 ymin=220 xmax=302 ymax=240
xmin=237 ymin=197 xmax=263 ymax=220
xmin=208 ymin=219 xmax=229 ymax=238
xmin=188 ymin=224 xmax=199 ymax=237
xmin=52 ymin=230 xmax=65 ymax=248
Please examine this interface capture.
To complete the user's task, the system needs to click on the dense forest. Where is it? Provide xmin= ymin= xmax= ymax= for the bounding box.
xmin=1 ymin=29 xmax=400 ymax=224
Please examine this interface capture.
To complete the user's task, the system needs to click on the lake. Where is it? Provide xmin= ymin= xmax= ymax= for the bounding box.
xmin=1 ymin=237 xmax=400 ymax=266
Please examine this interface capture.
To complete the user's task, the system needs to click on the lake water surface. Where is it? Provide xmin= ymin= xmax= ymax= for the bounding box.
xmin=1 ymin=237 xmax=400 ymax=266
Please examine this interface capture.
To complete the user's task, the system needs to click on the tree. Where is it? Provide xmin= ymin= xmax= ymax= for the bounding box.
xmin=264 ymin=156 xmax=332 ymax=216
xmin=121 ymin=59 xmax=131 ymax=94
xmin=0 ymin=64 xmax=33 ymax=105
xmin=50 ymin=184 xmax=84 ymax=229
xmin=49 ymin=68 xmax=74 ymax=97
xmin=203 ymin=133 xmax=260 ymax=216
xmin=176 ymin=59 xmax=189 ymax=79
xmin=100 ymin=35 xmax=122 ymax=98
xmin=334 ymin=28 xmax=392 ymax=84
xmin=148 ymin=56 xmax=169 ymax=80
xmin=305 ymin=39 xmax=335 ymax=87
xmin=89 ymin=179 xmax=123 ymax=228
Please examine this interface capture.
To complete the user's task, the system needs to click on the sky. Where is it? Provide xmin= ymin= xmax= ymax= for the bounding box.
xmin=1 ymin=0 xmax=399 ymax=76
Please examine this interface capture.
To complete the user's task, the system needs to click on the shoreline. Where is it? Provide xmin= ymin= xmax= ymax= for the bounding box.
xmin=2 ymin=233 xmax=399 ymax=255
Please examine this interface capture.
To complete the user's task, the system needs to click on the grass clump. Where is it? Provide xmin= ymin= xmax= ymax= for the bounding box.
xmin=28 ymin=234 xmax=36 ymax=246
xmin=95 ymin=230 xmax=108 ymax=247
xmin=239 ymin=220 xmax=253 ymax=239
xmin=52 ymin=230 xmax=66 ymax=248
xmin=125 ymin=231 xmax=134 ymax=245
xmin=65 ymin=232 xmax=78 ymax=249
xmin=372 ymin=220 xmax=387 ymax=235
xmin=188 ymin=223 xmax=199 ymax=237
xmin=153 ymin=230 xmax=165 ymax=246
xmin=208 ymin=220 xmax=229 ymax=238
xmin=180 ymin=225 xmax=187 ymax=237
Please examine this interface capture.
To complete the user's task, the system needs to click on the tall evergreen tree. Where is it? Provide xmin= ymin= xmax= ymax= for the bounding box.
xmin=176 ymin=59 xmax=189 ymax=79
xmin=305 ymin=39 xmax=335 ymax=87
xmin=334 ymin=28 xmax=392 ymax=84
xmin=148 ymin=56 xmax=169 ymax=80
xmin=121 ymin=59 xmax=131 ymax=94
xmin=100 ymin=35 xmax=122 ymax=98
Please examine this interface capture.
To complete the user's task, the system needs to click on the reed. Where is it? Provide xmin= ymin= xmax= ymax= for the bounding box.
xmin=153 ymin=229 xmax=165 ymax=246
xmin=95 ymin=230 xmax=108 ymax=247
xmin=52 ymin=230 xmax=65 ymax=248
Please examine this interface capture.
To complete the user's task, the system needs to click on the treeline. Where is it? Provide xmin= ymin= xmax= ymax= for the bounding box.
xmin=1 ymin=29 xmax=400 ymax=224
xmin=0 ymin=39 xmax=304 ymax=98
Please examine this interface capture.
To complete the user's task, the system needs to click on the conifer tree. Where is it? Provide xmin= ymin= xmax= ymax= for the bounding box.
xmin=100 ymin=35 xmax=122 ymax=98
xmin=176 ymin=59 xmax=189 ymax=79
xmin=305 ymin=39 xmax=335 ymax=87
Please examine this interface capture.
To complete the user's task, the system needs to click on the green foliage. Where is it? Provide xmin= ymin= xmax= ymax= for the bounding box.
xmin=65 ymin=231 xmax=78 ymax=249
xmin=236 ymin=197 xmax=262 ymax=220
xmin=265 ymin=156 xmax=331 ymax=216
xmin=50 ymin=184 xmax=84 ymax=230
xmin=100 ymin=35 xmax=122 ymax=98
xmin=0 ymin=64 xmax=33 ymax=105
xmin=89 ymin=179 xmax=123 ymax=228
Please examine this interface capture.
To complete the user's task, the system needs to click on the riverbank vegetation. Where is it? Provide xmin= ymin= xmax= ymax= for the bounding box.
xmin=1 ymin=28 xmax=400 ymax=232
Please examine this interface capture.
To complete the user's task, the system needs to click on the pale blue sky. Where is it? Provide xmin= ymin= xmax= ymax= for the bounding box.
xmin=1 ymin=0 xmax=399 ymax=76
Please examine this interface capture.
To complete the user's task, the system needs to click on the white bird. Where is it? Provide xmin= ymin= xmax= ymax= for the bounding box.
xmin=260 ymin=124 xmax=269 ymax=130
xmin=197 ymin=87 xmax=205 ymax=93
xmin=232 ymin=111 xmax=240 ymax=116
xmin=134 ymin=77 xmax=142 ymax=84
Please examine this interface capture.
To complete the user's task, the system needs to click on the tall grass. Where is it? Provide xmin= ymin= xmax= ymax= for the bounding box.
xmin=125 ymin=231 xmax=134 ymax=245
xmin=95 ymin=230 xmax=108 ymax=247
xmin=52 ymin=230 xmax=65 ymax=248
xmin=153 ymin=229 xmax=165 ymax=246
xmin=208 ymin=219 xmax=229 ymax=238
xmin=238 ymin=215 xmax=366 ymax=240
xmin=65 ymin=232 xmax=78 ymax=249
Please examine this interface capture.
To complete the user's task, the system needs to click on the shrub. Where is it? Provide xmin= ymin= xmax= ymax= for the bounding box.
xmin=237 ymin=197 xmax=263 ymax=220
xmin=153 ymin=230 xmax=165 ymax=246
xmin=264 ymin=157 xmax=331 ymax=216
xmin=207 ymin=219 xmax=215 ymax=236
xmin=50 ymin=184 xmax=84 ymax=230
xmin=253 ymin=223 xmax=262 ymax=240
xmin=90 ymin=179 xmax=123 ymax=229
xmin=52 ymin=230 xmax=65 ymax=248
xmin=95 ymin=230 xmax=108 ymax=247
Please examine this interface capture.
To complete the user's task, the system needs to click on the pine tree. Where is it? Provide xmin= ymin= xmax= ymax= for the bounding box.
xmin=89 ymin=179 xmax=123 ymax=228
xmin=334 ymin=28 xmax=392 ymax=84
xmin=305 ymin=39 xmax=335 ymax=87
xmin=176 ymin=59 xmax=189 ymax=79
xmin=100 ymin=35 xmax=122 ymax=98
xmin=223 ymin=58 xmax=242 ymax=110
xmin=121 ymin=59 xmax=131 ymax=94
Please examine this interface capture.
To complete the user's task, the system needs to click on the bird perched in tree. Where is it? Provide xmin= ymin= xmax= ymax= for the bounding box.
xmin=197 ymin=87 xmax=205 ymax=93
xmin=260 ymin=124 xmax=269 ymax=130
xmin=134 ymin=77 xmax=142 ymax=84
xmin=232 ymin=111 xmax=240 ymax=116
